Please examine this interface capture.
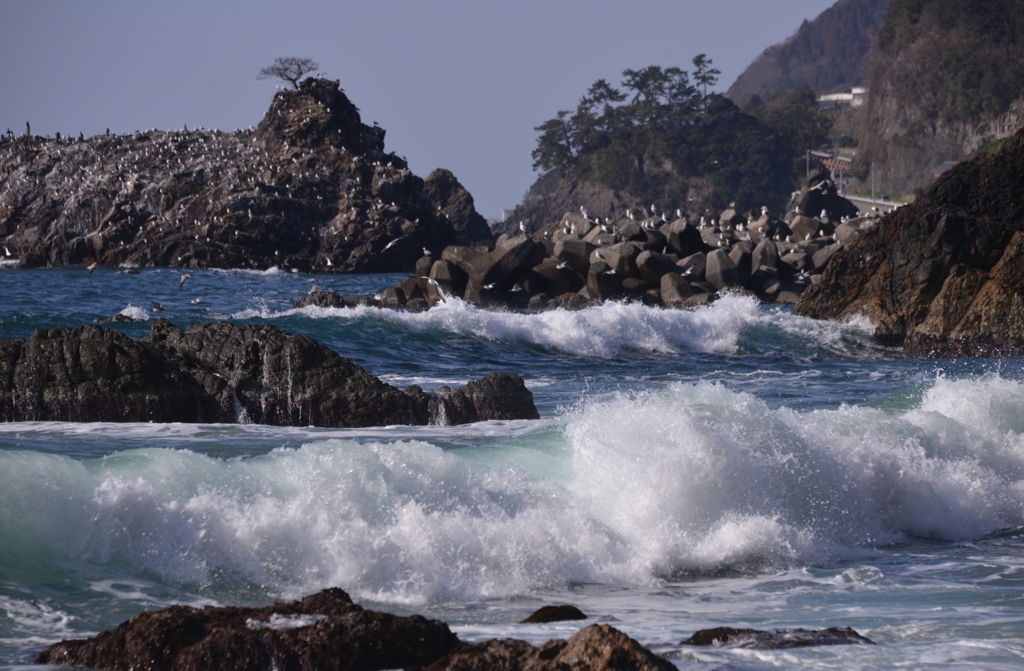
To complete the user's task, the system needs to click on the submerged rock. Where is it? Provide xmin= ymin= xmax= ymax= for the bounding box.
xmin=681 ymin=625 xmax=874 ymax=649
xmin=796 ymin=124 xmax=1024 ymax=357
xmin=35 ymin=588 xmax=460 ymax=671
xmin=0 ymin=320 xmax=538 ymax=426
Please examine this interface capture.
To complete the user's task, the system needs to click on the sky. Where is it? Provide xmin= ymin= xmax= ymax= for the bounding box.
xmin=1 ymin=1 xmax=838 ymax=220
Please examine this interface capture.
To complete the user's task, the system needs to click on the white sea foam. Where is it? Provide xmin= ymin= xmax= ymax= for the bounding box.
xmin=239 ymin=294 xmax=880 ymax=358
xmin=2 ymin=375 xmax=1022 ymax=607
xmin=118 ymin=304 xmax=149 ymax=321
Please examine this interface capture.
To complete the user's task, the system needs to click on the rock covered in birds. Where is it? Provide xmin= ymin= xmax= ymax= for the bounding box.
xmin=361 ymin=190 xmax=860 ymax=310
xmin=0 ymin=77 xmax=489 ymax=274
xmin=0 ymin=320 xmax=538 ymax=426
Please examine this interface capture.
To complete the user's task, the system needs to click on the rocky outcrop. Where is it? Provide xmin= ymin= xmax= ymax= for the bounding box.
xmin=420 ymin=624 xmax=675 ymax=671
xmin=0 ymin=320 xmax=538 ymax=425
xmin=682 ymin=626 xmax=874 ymax=649
xmin=423 ymin=169 xmax=493 ymax=245
xmin=368 ymin=193 xmax=869 ymax=311
xmin=36 ymin=592 xmax=674 ymax=671
xmin=0 ymin=77 xmax=490 ymax=273
xmin=36 ymin=588 xmax=460 ymax=671
xmin=796 ymin=124 xmax=1024 ymax=357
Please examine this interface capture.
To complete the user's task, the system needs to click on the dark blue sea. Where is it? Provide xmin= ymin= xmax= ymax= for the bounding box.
xmin=1 ymin=266 xmax=1023 ymax=669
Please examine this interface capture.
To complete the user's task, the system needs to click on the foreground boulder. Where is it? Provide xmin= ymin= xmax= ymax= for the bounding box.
xmin=0 ymin=320 xmax=538 ymax=426
xmin=796 ymin=124 xmax=1024 ymax=357
xmin=36 ymin=588 xmax=460 ymax=671
xmin=681 ymin=626 xmax=874 ymax=649
xmin=419 ymin=624 xmax=675 ymax=671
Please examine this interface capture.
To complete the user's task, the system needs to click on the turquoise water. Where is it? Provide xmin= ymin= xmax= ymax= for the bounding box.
xmin=1 ymin=267 xmax=1023 ymax=669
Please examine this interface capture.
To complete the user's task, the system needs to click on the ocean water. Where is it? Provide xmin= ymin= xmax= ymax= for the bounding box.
xmin=1 ymin=266 xmax=1023 ymax=670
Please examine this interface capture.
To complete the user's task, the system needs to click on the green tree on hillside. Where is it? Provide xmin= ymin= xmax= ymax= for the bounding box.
xmin=531 ymin=56 xmax=804 ymax=212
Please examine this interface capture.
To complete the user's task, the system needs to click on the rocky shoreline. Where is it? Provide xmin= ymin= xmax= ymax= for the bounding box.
xmin=0 ymin=320 xmax=537 ymax=426
xmin=35 ymin=588 xmax=874 ymax=671
xmin=797 ymin=124 xmax=1024 ymax=358
xmin=358 ymin=170 xmax=874 ymax=312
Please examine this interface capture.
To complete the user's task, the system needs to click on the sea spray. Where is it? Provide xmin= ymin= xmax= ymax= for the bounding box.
xmin=2 ymin=376 xmax=1022 ymax=609
xmin=270 ymin=294 xmax=883 ymax=359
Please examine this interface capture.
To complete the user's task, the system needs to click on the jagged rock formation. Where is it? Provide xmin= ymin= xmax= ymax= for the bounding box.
xmin=682 ymin=626 xmax=874 ymax=649
xmin=423 ymin=169 xmax=493 ymax=245
xmin=796 ymin=124 xmax=1024 ymax=357
xmin=36 ymin=588 xmax=460 ymax=671
xmin=0 ymin=320 xmax=538 ymax=425
xmin=362 ymin=184 xmax=871 ymax=311
xmin=726 ymin=0 xmax=891 ymax=109
xmin=0 ymin=77 xmax=489 ymax=272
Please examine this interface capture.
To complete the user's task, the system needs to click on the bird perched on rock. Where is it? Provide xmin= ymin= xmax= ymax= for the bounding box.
xmin=519 ymin=221 xmax=528 ymax=234
xmin=422 ymin=247 xmax=432 ymax=256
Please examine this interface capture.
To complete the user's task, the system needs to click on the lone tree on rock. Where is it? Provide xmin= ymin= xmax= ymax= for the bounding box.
xmin=258 ymin=57 xmax=320 ymax=89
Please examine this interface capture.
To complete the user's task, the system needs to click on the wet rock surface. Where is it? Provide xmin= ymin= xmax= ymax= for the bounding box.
xmin=0 ymin=77 xmax=487 ymax=273
xmin=796 ymin=124 xmax=1024 ymax=357
xmin=0 ymin=320 xmax=537 ymax=426
xmin=417 ymin=624 xmax=676 ymax=671
xmin=681 ymin=625 xmax=874 ymax=649
xmin=35 ymin=588 xmax=460 ymax=671
xmin=520 ymin=605 xmax=588 ymax=624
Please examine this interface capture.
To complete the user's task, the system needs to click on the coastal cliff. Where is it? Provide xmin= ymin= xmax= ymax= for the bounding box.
xmin=0 ymin=77 xmax=488 ymax=273
xmin=796 ymin=124 xmax=1024 ymax=357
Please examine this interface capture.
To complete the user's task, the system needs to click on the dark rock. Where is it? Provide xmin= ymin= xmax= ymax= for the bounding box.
xmin=664 ymin=219 xmax=705 ymax=257
xmin=293 ymin=290 xmax=369 ymax=309
xmin=752 ymin=239 xmax=779 ymax=273
xmin=797 ymin=124 xmax=1024 ymax=356
xmin=729 ymin=244 xmax=753 ymax=283
xmin=423 ymin=624 xmax=675 ymax=671
xmin=35 ymin=588 xmax=460 ymax=671
xmin=553 ymin=238 xmax=596 ymax=273
xmin=423 ymin=168 xmax=493 ymax=245
xmin=586 ymin=262 xmax=622 ymax=299
xmin=790 ymin=168 xmax=860 ymax=223
xmin=0 ymin=321 xmax=539 ymax=426
xmin=520 ymin=605 xmax=588 ymax=624
xmin=636 ymin=249 xmax=678 ymax=285
xmin=678 ymin=252 xmax=707 ymax=281
xmin=705 ymin=249 xmax=742 ymax=291
xmin=681 ymin=625 xmax=874 ymax=649
xmin=661 ymin=272 xmax=694 ymax=308
xmin=92 ymin=312 xmax=145 ymax=324
xmin=429 ymin=259 xmax=468 ymax=304
xmin=811 ymin=243 xmax=842 ymax=273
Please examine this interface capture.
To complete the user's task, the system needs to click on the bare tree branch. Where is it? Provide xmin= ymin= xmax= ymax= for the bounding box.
xmin=258 ymin=57 xmax=320 ymax=89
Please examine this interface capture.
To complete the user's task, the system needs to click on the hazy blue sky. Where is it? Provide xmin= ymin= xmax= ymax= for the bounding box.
xmin=1 ymin=1 xmax=837 ymax=219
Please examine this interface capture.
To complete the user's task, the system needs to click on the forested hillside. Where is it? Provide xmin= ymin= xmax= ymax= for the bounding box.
xmin=862 ymin=0 xmax=1024 ymax=194
xmin=499 ymin=56 xmax=830 ymax=234
xmin=727 ymin=0 xmax=891 ymax=109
